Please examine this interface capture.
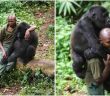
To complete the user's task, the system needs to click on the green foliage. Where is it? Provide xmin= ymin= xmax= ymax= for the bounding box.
xmin=56 ymin=16 xmax=73 ymax=62
xmin=19 ymin=69 xmax=54 ymax=95
xmin=0 ymin=1 xmax=45 ymax=30
xmin=0 ymin=68 xmax=54 ymax=95
xmin=46 ymin=24 xmax=54 ymax=40
xmin=56 ymin=16 xmax=87 ymax=95
xmin=56 ymin=0 xmax=81 ymax=16
xmin=56 ymin=1 xmax=103 ymax=23
xmin=0 ymin=68 xmax=22 ymax=87
xmin=102 ymin=2 xmax=110 ymax=13
xmin=0 ymin=0 xmax=22 ymax=13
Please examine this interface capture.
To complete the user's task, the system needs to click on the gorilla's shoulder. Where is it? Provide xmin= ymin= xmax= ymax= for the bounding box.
xmin=18 ymin=22 xmax=30 ymax=29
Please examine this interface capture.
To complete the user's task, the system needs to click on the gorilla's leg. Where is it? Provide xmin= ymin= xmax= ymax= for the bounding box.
xmin=8 ymin=40 xmax=22 ymax=62
xmin=21 ymin=45 xmax=36 ymax=64
xmin=72 ymin=51 xmax=87 ymax=79
xmin=25 ymin=45 xmax=36 ymax=58
xmin=8 ymin=52 xmax=18 ymax=62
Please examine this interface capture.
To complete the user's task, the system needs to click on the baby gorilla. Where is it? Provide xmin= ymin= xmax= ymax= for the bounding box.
xmin=2 ymin=22 xmax=38 ymax=64
xmin=96 ymin=28 xmax=110 ymax=91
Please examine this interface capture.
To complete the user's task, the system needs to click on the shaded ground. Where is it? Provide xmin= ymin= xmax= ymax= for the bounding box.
xmin=0 ymin=6 xmax=54 ymax=95
xmin=0 ymin=85 xmax=21 ymax=95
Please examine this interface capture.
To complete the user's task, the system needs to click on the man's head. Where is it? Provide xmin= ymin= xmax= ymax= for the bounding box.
xmin=7 ymin=15 xmax=16 ymax=28
xmin=100 ymin=28 xmax=110 ymax=48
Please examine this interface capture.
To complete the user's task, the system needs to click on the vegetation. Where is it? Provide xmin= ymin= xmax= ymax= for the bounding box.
xmin=56 ymin=1 xmax=110 ymax=95
xmin=56 ymin=16 xmax=86 ymax=95
xmin=56 ymin=1 xmax=103 ymax=23
xmin=0 ymin=0 xmax=54 ymax=95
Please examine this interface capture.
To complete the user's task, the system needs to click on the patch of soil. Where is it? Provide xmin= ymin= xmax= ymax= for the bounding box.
xmin=0 ymin=84 xmax=21 ymax=95
xmin=35 ymin=6 xmax=54 ymax=60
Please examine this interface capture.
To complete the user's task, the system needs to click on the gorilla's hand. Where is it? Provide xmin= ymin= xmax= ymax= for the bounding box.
xmin=84 ymin=46 xmax=106 ymax=59
xmin=84 ymin=48 xmax=98 ymax=59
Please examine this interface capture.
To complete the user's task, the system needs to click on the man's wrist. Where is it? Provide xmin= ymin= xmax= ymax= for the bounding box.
xmin=26 ymin=29 xmax=31 ymax=32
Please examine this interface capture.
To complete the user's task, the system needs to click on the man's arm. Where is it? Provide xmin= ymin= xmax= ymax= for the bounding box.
xmin=25 ymin=25 xmax=36 ymax=40
xmin=96 ymin=55 xmax=110 ymax=84
xmin=0 ymin=42 xmax=7 ymax=58
xmin=0 ymin=28 xmax=7 ymax=58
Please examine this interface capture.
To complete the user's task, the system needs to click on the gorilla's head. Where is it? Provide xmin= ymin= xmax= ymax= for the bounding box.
xmin=15 ymin=22 xmax=30 ymax=39
xmin=88 ymin=5 xmax=109 ymax=28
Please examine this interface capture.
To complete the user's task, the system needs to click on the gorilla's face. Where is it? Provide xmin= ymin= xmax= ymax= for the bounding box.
xmin=90 ymin=6 xmax=109 ymax=28
xmin=16 ymin=22 xmax=30 ymax=39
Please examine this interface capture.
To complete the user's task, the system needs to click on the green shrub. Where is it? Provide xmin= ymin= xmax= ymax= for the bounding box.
xmin=46 ymin=24 xmax=54 ymax=40
xmin=56 ymin=0 xmax=81 ymax=16
xmin=56 ymin=16 xmax=86 ymax=95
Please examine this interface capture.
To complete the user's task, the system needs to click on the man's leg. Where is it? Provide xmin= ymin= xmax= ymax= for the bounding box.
xmin=0 ymin=44 xmax=17 ymax=74
xmin=0 ymin=50 xmax=7 ymax=75
xmin=21 ymin=45 xmax=36 ymax=64
xmin=85 ymin=58 xmax=104 ymax=95
xmin=6 ymin=59 xmax=17 ymax=71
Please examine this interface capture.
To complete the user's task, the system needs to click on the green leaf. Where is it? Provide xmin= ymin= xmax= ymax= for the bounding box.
xmin=66 ymin=2 xmax=71 ymax=15
xmin=64 ymin=4 xmax=67 ymax=16
xmin=72 ymin=1 xmax=81 ymax=8
xmin=59 ymin=2 xmax=65 ymax=15
xmin=69 ymin=3 xmax=76 ymax=14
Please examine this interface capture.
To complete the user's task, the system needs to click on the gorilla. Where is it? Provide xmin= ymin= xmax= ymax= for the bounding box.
xmin=71 ymin=5 xmax=110 ymax=79
xmin=2 ymin=22 xmax=38 ymax=64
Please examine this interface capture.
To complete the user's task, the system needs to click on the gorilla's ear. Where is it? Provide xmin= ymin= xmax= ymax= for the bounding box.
xmin=89 ymin=6 xmax=99 ymax=19
xmin=91 ymin=12 xmax=96 ymax=19
xmin=89 ymin=8 xmax=96 ymax=19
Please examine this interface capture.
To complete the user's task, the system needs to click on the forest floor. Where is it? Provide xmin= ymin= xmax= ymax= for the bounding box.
xmin=0 ymin=6 xmax=54 ymax=95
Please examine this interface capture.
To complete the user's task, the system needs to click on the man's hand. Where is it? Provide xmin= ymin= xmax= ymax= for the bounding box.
xmin=25 ymin=29 xmax=30 ymax=40
xmin=96 ymin=54 xmax=110 ymax=85
xmin=2 ymin=51 xmax=7 ymax=59
xmin=103 ymin=54 xmax=110 ymax=66
xmin=24 ymin=25 xmax=36 ymax=40
xmin=95 ymin=77 xmax=103 ymax=85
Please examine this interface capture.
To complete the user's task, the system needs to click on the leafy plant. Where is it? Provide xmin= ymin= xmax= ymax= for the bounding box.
xmin=46 ymin=24 xmax=54 ymax=40
xmin=56 ymin=16 xmax=86 ymax=95
xmin=57 ymin=0 xmax=81 ymax=16
xmin=56 ymin=1 xmax=103 ymax=23
xmin=19 ymin=69 xmax=54 ymax=95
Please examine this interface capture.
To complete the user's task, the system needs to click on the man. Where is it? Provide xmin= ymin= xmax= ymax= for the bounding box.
xmin=0 ymin=15 xmax=36 ymax=74
xmin=85 ymin=28 xmax=110 ymax=95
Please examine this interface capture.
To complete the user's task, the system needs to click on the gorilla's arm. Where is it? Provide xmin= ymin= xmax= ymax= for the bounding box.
xmin=80 ymin=19 xmax=105 ymax=59
xmin=72 ymin=51 xmax=87 ymax=79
